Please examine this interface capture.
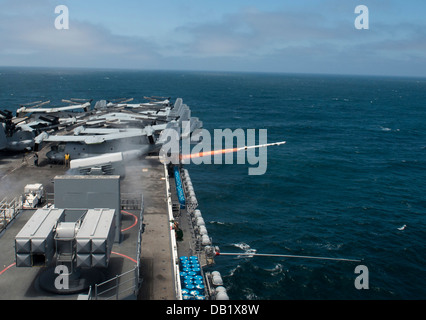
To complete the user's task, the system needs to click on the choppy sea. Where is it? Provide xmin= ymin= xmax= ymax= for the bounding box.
xmin=1 ymin=67 xmax=425 ymax=299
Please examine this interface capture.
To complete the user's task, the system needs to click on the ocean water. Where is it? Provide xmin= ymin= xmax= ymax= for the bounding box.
xmin=1 ymin=67 xmax=425 ymax=299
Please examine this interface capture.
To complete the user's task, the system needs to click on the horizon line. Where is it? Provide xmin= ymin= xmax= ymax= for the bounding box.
xmin=1 ymin=65 xmax=426 ymax=80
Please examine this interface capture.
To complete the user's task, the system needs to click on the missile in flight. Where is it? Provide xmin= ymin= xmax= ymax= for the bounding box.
xmin=180 ymin=141 xmax=286 ymax=160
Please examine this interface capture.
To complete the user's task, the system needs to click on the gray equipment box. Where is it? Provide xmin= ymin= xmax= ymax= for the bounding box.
xmin=53 ymin=175 xmax=122 ymax=243
xmin=15 ymin=208 xmax=65 ymax=267
xmin=75 ymin=208 xmax=116 ymax=268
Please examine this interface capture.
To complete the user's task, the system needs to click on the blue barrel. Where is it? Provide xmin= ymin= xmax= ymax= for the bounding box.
xmin=192 ymin=267 xmax=201 ymax=274
xmin=180 ymin=256 xmax=188 ymax=262
xmin=189 ymin=289 xmax=200 ymax=296
xmin=189 ymin=256 xmax=198 ymax=261
xmin=185 ymin=284 xmax=195 ymax=290
xmin=182 ymin=267 xmax=191 ymax=273
xmin=195 ymin=283 xmax=205 ymax=290
xmin=182 ymin=294 xmax=192 ymax=300
xmin=195 ymin=295 xmax=205 ymax=300
xmin=181 ymin=288 xmax=189 ymax=295
xmin=174 ymin=167 xmax=186 ymax=209
xmin=194 ymin=275 xmax=203 ymax=281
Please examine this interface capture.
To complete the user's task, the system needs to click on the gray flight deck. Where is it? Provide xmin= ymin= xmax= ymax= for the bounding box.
xmin=0 ymin=146 xmax=176 ymax=300
xmin=0 ymin=97 xmax=221 ymax=301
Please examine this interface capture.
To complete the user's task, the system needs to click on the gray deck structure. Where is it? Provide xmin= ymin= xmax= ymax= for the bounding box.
xmin=0 ymin=96 xmax=217 ymax=301
xmin=0 ymin=147 xmax=176 ymax=300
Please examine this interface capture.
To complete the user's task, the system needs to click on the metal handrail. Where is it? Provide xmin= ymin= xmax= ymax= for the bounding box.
xmin=0 ymin=196 xmax=23 ymax=233
xmin=94 ymin=267 xmax=138 ymax=300
xmin=88 ymin=194 xmax=144 ymax=300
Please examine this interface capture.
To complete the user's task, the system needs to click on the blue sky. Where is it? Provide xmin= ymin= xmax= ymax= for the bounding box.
xmin=1 ymin=0 xmax=426 ymax=76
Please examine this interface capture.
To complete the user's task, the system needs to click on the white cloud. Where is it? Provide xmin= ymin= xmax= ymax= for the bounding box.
xmin=0 ymin=3 xmax=162 ymax=68
xmin=167 ymin=6 xmax=426 ymax=75
xmin=0 ymin=1 xmax=425 ymax=76
xmin=173 ymin=8 xmax=362 ymax=58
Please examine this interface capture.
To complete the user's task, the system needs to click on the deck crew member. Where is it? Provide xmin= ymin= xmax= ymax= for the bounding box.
xmin=174 ymin=221 xmax=183 ymax=241
xmin=64 ymin=152 xmax=70 ymax=167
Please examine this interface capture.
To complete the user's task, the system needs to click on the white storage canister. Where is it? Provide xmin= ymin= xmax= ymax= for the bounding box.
xmin=216 ymin=290 xmax=229 ymax=300
xmin=212 ymin=272 xmax=223 ymax=286
xmin=194 ymin=210 xmax=202 ymax=218
xmin=201 ymin=234 xmax=211 ymax=246
xmin=215 ymin=286 xmax=226 ymax=293
xmin=196 ymin=217 xmax=205 ymax=226
xmin=199 ymin=225 xmax=208 ymax=235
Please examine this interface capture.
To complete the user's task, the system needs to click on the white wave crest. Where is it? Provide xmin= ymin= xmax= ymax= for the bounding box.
xmin=232 ymin=242 xmax=257 ymax=257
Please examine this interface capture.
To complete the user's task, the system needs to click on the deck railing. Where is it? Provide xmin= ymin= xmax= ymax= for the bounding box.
xmin=0 ymin=196 xmax=23 ymax=233
xmin=92 ymin=267 xmax=140 ymax=300
xmin=86 ymin=194 xmax=144 ymax=300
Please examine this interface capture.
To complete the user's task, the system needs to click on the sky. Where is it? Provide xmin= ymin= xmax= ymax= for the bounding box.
xmin=0 ymin=0 xmax=426 ymax=77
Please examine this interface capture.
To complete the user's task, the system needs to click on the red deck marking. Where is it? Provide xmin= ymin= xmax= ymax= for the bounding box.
xmin=121 ymin=210 xmax=138 ymax=232
xmin=0 ymin=263 xmax=16 ymax=276
xmin=111 ymin=251 xmax=137 ymax=263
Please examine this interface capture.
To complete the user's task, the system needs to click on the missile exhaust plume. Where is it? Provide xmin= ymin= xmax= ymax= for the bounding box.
xmin=180 ymin=141 xmax=286 ymax=160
